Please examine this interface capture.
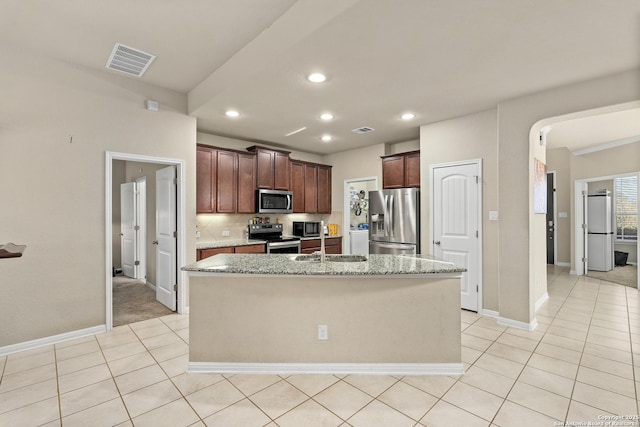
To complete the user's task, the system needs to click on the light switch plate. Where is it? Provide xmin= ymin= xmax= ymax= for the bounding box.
xmin=559 ymin=212 xmax=568 ymax=218
xmin=489 ymin=211 xmax=499 ymax=221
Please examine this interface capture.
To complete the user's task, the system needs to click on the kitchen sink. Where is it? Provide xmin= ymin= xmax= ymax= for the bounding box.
xmin=294 ymin=254 xmax=368 ymax=263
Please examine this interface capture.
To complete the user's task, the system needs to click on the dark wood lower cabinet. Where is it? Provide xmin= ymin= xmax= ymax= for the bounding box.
xmin=197 ymin=243 xmax=266 ymax=260
xmin=300 ymin=237 xmax=342 ymax=254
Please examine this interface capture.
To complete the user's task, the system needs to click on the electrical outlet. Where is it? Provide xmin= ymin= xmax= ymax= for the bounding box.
xmin=195 ymin=231 xmax=201 ymax=238
xmin=317 ymin=325 xmax=328 ymax=341
xmin=222 ymin=230 xmax=230 ymax=237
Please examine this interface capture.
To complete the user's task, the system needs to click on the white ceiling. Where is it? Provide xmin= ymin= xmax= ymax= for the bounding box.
xmin=3 ymin=0 xmax=640 ymax=154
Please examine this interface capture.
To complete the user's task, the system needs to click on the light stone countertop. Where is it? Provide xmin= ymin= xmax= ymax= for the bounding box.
xmin=182 ymin=254 xmax=465 ymax=276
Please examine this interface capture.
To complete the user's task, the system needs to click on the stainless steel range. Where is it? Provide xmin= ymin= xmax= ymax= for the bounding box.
xmin=248 ymin=223 xmax=301 ymax=254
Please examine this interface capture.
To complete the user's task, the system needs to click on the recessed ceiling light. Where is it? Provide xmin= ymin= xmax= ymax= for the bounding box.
xmin=321 ymin=135 xmax=333 ymax=142
xmin=401 ymin=113 xmax=416 ymax=120
xmin=308 ymin=73 xmax=327 ymax=83
xmin=320 ymin=113 xmax=334 ymax=121
xmin=225 ymin=110 xmax=240 ymax=117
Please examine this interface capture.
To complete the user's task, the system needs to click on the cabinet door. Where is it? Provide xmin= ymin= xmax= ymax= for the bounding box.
xmin=256 ymin=150 xmax=274 ymax=189
xmin=274 ymin=152 xmax=290 ymax=190
xmin=216 ymin=150 xmax=237 ymax=213
xmin=317 ymin=165 xmax=332 ymax=214
xmin=196 ymin=146 xmax=215 ymax=213
xmin=304 ymin=164 xmax=318 ymax=213
xmin=256 ymin=150 xmax=275 ymax=190
xmin=290 ymin=161 xmax=305 ymax=213
xmin=237 ymin=153 xmax=256 ymax=213
xmin=404 ymin=152 xmax=421 ymax=187
xmin=234 ymin=244 xmax=266 ymax=254
xmin=382 ymin=156 xmax=405 ymax=189
xmin=198 ymin=246 xmax=233 ymax=260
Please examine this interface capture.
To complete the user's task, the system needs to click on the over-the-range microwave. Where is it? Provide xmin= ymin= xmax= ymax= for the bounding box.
xmin=256 ymin=189 xmax=293 ymax=214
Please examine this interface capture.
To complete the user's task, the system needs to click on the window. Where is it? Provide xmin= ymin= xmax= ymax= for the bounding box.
xmin=614 ymin=176 xmax=638 ymax=241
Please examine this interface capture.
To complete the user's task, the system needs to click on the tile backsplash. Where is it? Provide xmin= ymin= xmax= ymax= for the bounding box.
xmin=196 ymin=212 xmax=343 ymax=241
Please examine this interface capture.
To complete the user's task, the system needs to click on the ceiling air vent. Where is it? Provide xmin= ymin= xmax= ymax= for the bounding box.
xmin=352 ymin=126 xmax=375 ymax=134
xmin=106 ymin=43 xmax=156 ymax=77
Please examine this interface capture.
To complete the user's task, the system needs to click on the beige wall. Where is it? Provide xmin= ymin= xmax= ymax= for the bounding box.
xmin=420 ymin=109 xmax=499 ymax=312
xmin=496 ymin=69 xmax=639 ymax=324
xmin=546 ymin=148 xmax=571 ymax=265
xmin=0 ymin=46 xmax=196 ymax=347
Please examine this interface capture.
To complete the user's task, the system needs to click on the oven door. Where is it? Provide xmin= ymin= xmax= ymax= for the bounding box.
xmin=267 ymin=240 xmax=301 ymax=254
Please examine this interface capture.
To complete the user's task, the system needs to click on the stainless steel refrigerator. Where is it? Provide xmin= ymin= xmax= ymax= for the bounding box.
xmin=587 ymin=194 xmax=613 ymax=272
xmin=368 ymin=188 xmax=420 ymax=255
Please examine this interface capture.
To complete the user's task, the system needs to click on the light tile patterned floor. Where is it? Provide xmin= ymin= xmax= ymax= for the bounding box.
xmin=1 ymin=266 xmax=639 ymax=426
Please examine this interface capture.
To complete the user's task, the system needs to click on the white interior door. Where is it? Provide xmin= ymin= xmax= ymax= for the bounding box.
xmin=120 ymin=182 xmax=137 ymax=278
xmin=432 ymin=162 xmax=481 ymax=311
xmin=156 ymin=166 xmax=177 ymax=311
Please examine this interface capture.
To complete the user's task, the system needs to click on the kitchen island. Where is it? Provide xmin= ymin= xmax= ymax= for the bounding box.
xmin=183 ymin=254 xmax=465 ymax=375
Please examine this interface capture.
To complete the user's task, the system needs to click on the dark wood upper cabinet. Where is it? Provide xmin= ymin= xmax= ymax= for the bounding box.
xmin=381 ymin=150 xmax=420 ymax=189
xmin=290 ymin=161 xmax=305 ymax=213
xmin=274 ymin=152 xmax=290 ymax=190
xmin=196 ymin=144 xmax=333 ymax=215
xmin=404 ymin=151 xmax=421 ymax=188
xmin=247 ymin=146 xmax=291 ymax=190
xmin=214 ymin=149 xmax=237 ymax=213
xmin=236 ymin=152 xmax=256 ymax=213
xmin=381 ymin=155 xmax=406 ymax=189
xmin=317 ymin=165 xmax=332 ymax=214
xmin=196 ymin=146 xmax=216 ymax=213
xmin=304 ymin=163 xmax=318 ymax=213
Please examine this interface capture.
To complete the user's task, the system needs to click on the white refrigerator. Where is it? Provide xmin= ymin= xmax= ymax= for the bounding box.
xmin=587 ymin=194 xmax=613 ymax=272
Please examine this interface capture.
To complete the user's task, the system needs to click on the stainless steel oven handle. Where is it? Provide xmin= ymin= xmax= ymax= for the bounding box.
xmin=267 ymin=241 xmax=300 ymax=248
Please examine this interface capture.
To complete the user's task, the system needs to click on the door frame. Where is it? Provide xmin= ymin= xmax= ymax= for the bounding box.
xmin=105 ymin=152 xmax=186 ymax=330
xmin=429 ymin=159 xmax=483 ymax=313
xmin=343 ymin=176 xmax=379 ymax=254
xmin=547 ymin=170 xmax=557 ymax=265
xmin=135 ymin=176 xmax=147 ymax=281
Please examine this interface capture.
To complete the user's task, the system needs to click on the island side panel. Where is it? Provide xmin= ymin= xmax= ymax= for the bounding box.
xmin=190 ymin=275 xmax=461 ymax=364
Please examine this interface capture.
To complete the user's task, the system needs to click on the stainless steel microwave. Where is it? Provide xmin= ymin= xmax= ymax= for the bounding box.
xmin=256 ymin=189 xmax=293 ymax=214
xmin=292 ymin=221 xmax=321 ymax=237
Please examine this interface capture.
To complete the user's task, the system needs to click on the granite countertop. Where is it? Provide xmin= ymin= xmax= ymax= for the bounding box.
xmin=182 ymin=254 xmax=465 ymax=276
xmin=196 ymin=239 xmax=266 ymax=250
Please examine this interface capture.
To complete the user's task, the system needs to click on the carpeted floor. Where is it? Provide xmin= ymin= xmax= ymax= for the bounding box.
xmin=586 ymin=264 xmax=638 ymax=288
xmin=113 ymin=276 xmax=174 ymax=327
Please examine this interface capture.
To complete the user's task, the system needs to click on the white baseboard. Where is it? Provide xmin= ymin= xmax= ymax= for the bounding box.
xmin=497 ymin=316 xmax=538 ymax=332
xmin=481 ymin=309 xmax=499 ymax=318
xmin=556 ymin=262 xmax=570 ymax=267
xmin=188 ymin=362 xmax=465 ymax=376
xmin=569 ymin=270 xmax=577 ymax=275
xmin=0 ymin=325 xmax=107 ymax=357
xmin=535 ymin=292 xmax=549 ymax=311
xmin=146 ymin=281 xmax=156 ymax=291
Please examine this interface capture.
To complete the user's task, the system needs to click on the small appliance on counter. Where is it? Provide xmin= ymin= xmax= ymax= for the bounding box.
xmin=292 ymin=221 xmax=321 ymax=237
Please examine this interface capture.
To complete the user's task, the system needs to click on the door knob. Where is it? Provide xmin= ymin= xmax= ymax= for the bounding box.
xmin=434 ymin=240 xmax=441 ymax=246
xmin=152 ymin=240 xmax=158 ymax=245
